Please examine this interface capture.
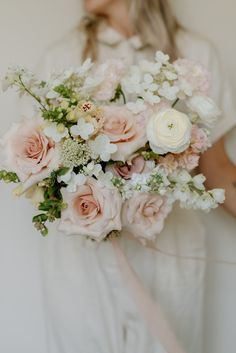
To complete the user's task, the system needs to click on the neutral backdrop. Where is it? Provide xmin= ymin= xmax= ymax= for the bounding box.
xmin=0 ymin=1 xmax=235 ymax=353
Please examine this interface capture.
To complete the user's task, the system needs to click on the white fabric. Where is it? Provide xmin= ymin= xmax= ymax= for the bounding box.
xmin=34 ymin=24 xmax=235 ymax=353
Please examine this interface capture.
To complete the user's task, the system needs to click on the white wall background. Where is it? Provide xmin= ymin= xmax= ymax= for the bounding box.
xmin=0 ymin=1 xmax=235 ymax=353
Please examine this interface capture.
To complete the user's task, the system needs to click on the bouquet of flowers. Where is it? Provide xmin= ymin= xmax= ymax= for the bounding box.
xmin=0 ymin=52 xmax=224 ymax=242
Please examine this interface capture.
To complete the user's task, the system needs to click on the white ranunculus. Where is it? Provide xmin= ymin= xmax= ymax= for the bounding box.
xmin=146 ymin=108 xmax=192 ymax=154
xmin=186 ymin=95 xmax=221 ymax=127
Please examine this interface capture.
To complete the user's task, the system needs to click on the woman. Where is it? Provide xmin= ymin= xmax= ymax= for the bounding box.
xmin=38 ymin=1 xmax=236 ymax=353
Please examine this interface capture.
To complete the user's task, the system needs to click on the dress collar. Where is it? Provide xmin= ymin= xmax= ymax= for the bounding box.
xmin=97 ymin=21 xmax=146 ymax=50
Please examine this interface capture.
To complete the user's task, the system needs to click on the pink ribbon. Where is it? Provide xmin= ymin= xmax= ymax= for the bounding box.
xmin=111 ymin=238 xmax=187 ymax=353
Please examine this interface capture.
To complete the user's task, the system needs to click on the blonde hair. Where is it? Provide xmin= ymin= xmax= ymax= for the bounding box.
xmin=81 ymin=0 xmax=180 ymax=61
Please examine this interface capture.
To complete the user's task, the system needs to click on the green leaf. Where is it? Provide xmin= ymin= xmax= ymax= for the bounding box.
xmin=54 ymin=85 xmax=74 ymax=99
xmin=56 ymin=167 xmax=70 ymax=177
xmin=32 ymin=214 xmax=48 ymax=223
xmin=0 ymin=170 xmax=20 ymax=183
xmin=110 ymin=84 xmax=126 ymax=104
xmin=41 ymin=227 xmax=48 ymax=237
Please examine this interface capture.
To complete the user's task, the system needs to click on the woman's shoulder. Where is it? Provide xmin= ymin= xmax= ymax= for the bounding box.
xmin=37 ymin=27 xmax=85 ymax=77
xmin=175 ymin=28 xmax=218 ymax=67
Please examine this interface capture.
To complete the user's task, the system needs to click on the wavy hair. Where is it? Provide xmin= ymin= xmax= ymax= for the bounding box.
xmin=80 ymin=0 xmax=180 ymax=61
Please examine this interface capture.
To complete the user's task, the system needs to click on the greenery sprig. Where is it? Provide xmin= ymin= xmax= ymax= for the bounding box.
xmin=0 ymin=170 xmax=20 ymax=183
xmin=32 ymin=167 xmax=69 ymax=236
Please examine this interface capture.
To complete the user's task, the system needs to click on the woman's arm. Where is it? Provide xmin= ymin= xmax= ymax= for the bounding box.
xmin=199 ymin=137 xmax=236 ymax=217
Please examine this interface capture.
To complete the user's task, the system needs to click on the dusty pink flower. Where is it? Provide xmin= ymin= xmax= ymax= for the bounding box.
xmin=58 ymin=177 xmax=122 ymax=240
xmin=174 ymin=59 xmax=210 ymax=95
xmin=93 ymin=59 xmax=126 ymax=101
xmin=122 ymin=192 xmax=172 ymax=241
xmin=191 ymin=125 xmax=209 ymax=153
xmin=0 ymin=117 xmax=59 ymax=191
xmin=107 ymin=154 xmax=151 ymax=180
xmin=178 ymin=150 xmax=200 ymax=171
xmin=101 ymin=105 xmax=147 ymax=162
xmin=158 ymin=154 xmax=179 ymax=174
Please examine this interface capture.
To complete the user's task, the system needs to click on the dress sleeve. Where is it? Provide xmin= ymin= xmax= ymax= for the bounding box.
xmin=207 ymin=46 xmax=236 ymax=143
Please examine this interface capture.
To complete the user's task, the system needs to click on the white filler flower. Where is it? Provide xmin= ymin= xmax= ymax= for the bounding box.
xmin=44 ymin=123 xmax=68 ymax=142
xmin=126 ymin=99 xmax=147 ymax=114
xmin=146 ymin=108 xmax=192 ymax=154
xmin=89 ymin=134 xmax=117 ymax=161
xmin=58 ymin=169 xmax=87 ymax=192
xmin=70 ymin=118 xmax=95 ymax=140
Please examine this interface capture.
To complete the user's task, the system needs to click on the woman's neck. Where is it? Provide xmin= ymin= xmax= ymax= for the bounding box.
xmin=105 ymin=2 xmax=135 ymax=38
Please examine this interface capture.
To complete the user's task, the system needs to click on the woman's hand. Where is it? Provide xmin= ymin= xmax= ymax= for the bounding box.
xmin=199 ymin=137 xmax=236 ymax=217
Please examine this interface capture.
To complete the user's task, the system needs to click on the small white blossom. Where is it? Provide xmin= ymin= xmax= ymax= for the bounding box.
xmin=83 ymin=161 xmax=102 ymax=177
xmin=82 ymin=76 xmax=104 ymax=92
xmin=164 ymin=71 xmax=178 ymax=81
xmin=44 ymin=123 xmax=69 ymax=142
xmin=126 ymin=99 xmax=146 ymax=114
xmin=67 ymin=173 xmax=87 ymax=192
xmin=177 ymin=79 xmax=193 ymax=98
xmin=155 ymin=51 xmax=169 ymax=65
xmin=192 ymin=174 xmax=206 ymax=190
xmin=57 ymin=169 xmax=71 ymax=183
xmin=142 ymin=90 xmax=161 ymax=105
xmin=70 ymin=118 xmax=95 ymax=140
xmin=158 ymin=82 xmax=179 ymax=101
xmin=170 ymin=170 xmax=192 ymax=184
xmin=142 ymin=73 xmax=159 ymax=92
xmin=89 ymin=134 xmax=117 ymax=162
xmin=75 ymin=58 xmax=93 ymax=77
xmin=210 ymin=188 xmax=225 ymax=203
xmin=130 ymin=173 xmax=151 ymax=192
xmin=140 ymin=60 xmax=162 ymax=75
xmin=196 ymin=193 xmax=216 ymax=211
xmin=58 ymin=169 xmax=87 ymax=192
xmin=46 ymin=90 xmax=60 ymax=99
xmin=122 ymin=66 xmax=142 ymax=94
xmin=97 ymin=171 xmax=114 ymax=188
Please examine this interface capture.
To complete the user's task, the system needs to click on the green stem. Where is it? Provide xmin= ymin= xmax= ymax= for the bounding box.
xmin=172 ymin=98 xmax=179 ymax=108
xmin=121 ymin=89 xmax=126 ymax=104
xmin=18 ymin=75 xmax=48 ymax=111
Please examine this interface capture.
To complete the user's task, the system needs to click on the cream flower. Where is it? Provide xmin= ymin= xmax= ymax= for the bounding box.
xmin=146 ymin=108 xmax=192 ymax=154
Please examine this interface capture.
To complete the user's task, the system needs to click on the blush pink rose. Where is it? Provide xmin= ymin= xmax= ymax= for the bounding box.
xmin=101 ymin=106 xmax=147 ymax=162
xmin=122 ymin=192 xmax=172 ymax=241
xmin=93 ymin=59 xmax=126 ymax=101
xmin=0 ymin=117 xmax=59 ymax=191
xmin=107 ymin=154 xmax=151 ymax=180
xmin=58 ymin=177 xmax=122 ymax=240
xmin=190 ymin=125 xmax=209 ymax=153
xmin=174 ymin=59 xmax=210 ymax=95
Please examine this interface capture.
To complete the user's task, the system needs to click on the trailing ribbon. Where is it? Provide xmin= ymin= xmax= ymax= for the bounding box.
xmin=111 ymin=237 xmax=187 ymax=353
xmin=111 ymin=234 xmax=236 ymax=353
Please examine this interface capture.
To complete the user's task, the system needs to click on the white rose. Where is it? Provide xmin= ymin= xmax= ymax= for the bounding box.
xmin=186 ymin=95 xmax=221 ymax=127
xmin=146 ymin=108 xmax=192 ymax=154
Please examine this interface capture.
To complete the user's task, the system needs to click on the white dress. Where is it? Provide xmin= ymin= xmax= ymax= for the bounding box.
xmin=36 ymin=24 xmax=235 ymax=353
